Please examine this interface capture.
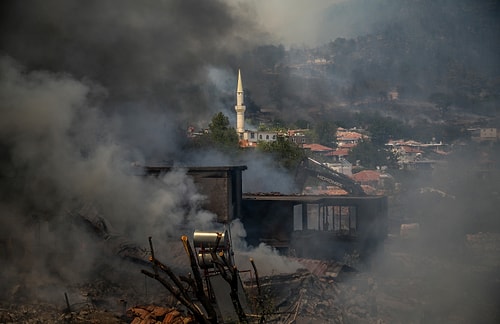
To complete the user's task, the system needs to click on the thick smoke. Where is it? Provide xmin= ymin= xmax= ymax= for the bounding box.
xmin=242 ymin=154 xmax=298 ymax=194
xmin=0 ymin=57 xmax=221 ymax=299
xmin=0 ymin=0 xmax=296 ymax=302
xmin=0 ymin=0 xmax=267 ymax=158
xmin=365 ymin=148 xmax=500 ymax=322
xmin=230 ymin=219 xmax=302 ymax=276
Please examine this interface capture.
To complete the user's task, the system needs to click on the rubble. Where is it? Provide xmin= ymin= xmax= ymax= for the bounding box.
xmin=1 ymin=232 xmax=499 ymax=323
xmin=245 ymin=270 xmax=381 ymax=323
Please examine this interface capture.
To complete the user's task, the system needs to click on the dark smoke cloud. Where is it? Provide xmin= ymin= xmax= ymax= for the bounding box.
xmin=0 ymin=0 xmax=265 ymax=121
xmin=0 ymin=0 xmax=270 ymax=300
xmin=0 ymin=57 xmax=221 ymax=298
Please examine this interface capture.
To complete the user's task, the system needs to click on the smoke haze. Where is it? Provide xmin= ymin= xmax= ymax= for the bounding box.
xmin=245 ymin=0 xmax=346 ymax=47
xmin=0 ymin=0 xmax=268 ymax=300
xmin=0 ymin=57 xmax=223 ymax=298
xmin=0 ymin=1 xmax=499 ymax=321
xmin=0 ymin=0 xmax=266 ymax=120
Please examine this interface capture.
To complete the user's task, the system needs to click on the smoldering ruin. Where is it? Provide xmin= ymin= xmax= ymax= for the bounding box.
xmin=2 ymin=155 xmax=499 ymax=323
xmin=1 ymin=0 xmax=500 ymax=323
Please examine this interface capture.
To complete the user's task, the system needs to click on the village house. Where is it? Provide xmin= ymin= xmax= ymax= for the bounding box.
xmin=286 ymin=129 xmax=311 ymax=145
xmin=386 ymin=139 xmax=447 ymax=170
xmin=240 ymin=130 xmax=278 ymax=147
xmin=325 ymin=148 xmax=350 ymax=162
xmin=301 ymin=143 xmax=335 ymax=159
xmin=468 ymin=127 xmax=498 ymax=142
xmin=324 ymin=159 xmax=353 ymax=177
xmin=386 ymin=139 xmax=447 ymax=161
xmin=351 ymin=170 xmax=394 ymax=195
xmin=336 ymin=128 xmax=367 ymax=149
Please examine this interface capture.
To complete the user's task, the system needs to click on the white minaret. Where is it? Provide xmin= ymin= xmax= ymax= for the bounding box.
xmin=235 ymin=69 xmax=246 ymax=134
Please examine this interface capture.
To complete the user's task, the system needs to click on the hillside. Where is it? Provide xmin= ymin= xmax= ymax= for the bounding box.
xmin=239 ymin=0 xmax=500 ymax=128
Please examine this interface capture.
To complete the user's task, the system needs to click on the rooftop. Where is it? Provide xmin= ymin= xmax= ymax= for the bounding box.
xmin=302 ymin=143 xmax=334 ymax=152
xmin=352 ymin=170 xmax=382 ymax=182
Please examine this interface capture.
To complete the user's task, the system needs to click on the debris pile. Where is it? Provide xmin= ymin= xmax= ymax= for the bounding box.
xmin=2 ymin=231 xmax=499 ymax=323
xmin=249 ymin=270 xmax=381 ymax=323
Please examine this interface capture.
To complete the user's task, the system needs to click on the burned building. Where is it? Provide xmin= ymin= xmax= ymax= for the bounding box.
xmin=144 ymin=165 xmax=247 ymax=224
xmin=241 ymin=194 xmax=388 ymax=261
xmin=145 ymin=165 xmax=388 ymax=261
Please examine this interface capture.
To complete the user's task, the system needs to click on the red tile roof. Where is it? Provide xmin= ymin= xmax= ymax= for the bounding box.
xmin=302 ymin=143 xmax=334 ymax=152
xmin=351 ymin=170 xmax=381 ymax=182
xmin=239 ymin=139 xmax=257 ymax=148
xmin=361 ymin=185 xmax=378 ymax=195
xmin=337 ymin=131 xmax=364 ymax=138
xmin=325 ymin=148 xmax=350 ymax=156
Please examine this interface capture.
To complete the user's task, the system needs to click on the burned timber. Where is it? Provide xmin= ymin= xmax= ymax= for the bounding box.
xmin=242 ymin=194 xmax=387 ymax=261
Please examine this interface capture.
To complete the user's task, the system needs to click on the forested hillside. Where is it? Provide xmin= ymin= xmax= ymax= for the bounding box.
xmin=240 ymin=0 xmax=500 ymax=122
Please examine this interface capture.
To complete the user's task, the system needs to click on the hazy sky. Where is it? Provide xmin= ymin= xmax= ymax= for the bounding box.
xmin=245 ymin=0 xmax=347 ymax=46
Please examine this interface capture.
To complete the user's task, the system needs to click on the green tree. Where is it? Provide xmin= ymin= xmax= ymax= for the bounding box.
xmin=258 ymin=137 xmax=305 ymax=170
xmin=312 ymin=120 xmax=337 ymax=147
xmin=348 ymin=140 xmax=396 ymax=169
xmin=208 ymin=112 xmax=239 ymax=150
xmin=355 ymin=112 xmax=403 ymax=146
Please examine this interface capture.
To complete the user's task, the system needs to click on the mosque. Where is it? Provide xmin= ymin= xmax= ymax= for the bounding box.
xmin=234 ymin=70 xmax=278 ymax=148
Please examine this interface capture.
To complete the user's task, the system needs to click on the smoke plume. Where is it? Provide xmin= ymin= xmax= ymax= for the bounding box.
xmin=0 ymin=0 xmax=296 ymax=302
xmin=0 ymin=55 xmax=223 ymax=298
xmin=231 ymin=219 xmax=302 ymax=276
xmin=0 ymin=0 xmax=266 ymax=140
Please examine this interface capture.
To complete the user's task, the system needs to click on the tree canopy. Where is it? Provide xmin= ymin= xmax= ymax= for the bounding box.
xmin=208 ymin=112 xmax=239 ymax=151
xmin=347 ymin=140 xmax=397 ymax=169
xmin=257 ymin=136 xmax=305 ymax=170
xmin=312 ymin=120 xmax=337 ymax=147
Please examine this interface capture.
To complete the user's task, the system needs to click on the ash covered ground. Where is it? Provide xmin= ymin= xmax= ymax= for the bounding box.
xmin=1 ymin=228 xmax=499 ymax=324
